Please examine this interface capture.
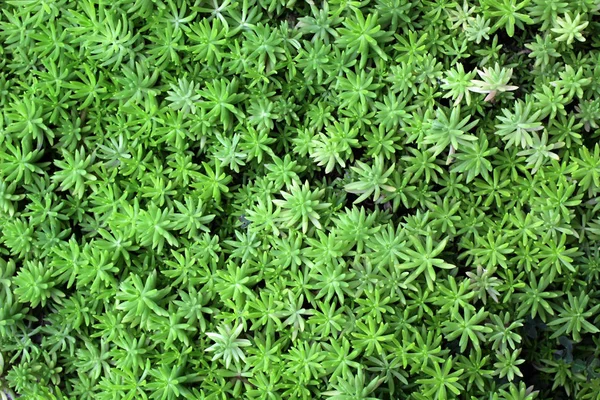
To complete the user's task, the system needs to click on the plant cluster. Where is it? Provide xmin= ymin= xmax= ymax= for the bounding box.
xmin=1 ymin=0 xmax=600 ymax=399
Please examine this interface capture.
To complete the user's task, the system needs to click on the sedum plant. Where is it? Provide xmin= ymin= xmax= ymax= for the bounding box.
xmin=0 ymin=0 xmax=600 ymax=399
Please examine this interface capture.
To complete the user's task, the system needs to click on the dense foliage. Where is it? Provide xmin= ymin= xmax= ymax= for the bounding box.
xmin=1 ymin=0 xmax=600 ymax=399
